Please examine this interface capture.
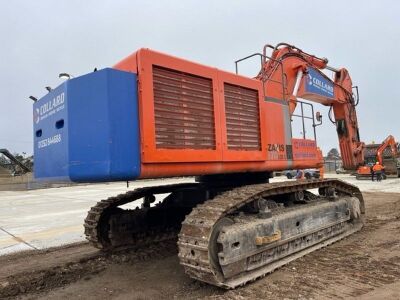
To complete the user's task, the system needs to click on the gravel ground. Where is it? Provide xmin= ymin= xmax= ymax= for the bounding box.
xmin=0 ymin=190 xmax=399 ymax=299
xmin=1 ymin=174 xmax=399 ymax=256
xmin=0 ymin=177 xmax=194 ymax=255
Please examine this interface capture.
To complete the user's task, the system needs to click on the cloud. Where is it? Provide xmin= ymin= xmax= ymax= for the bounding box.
xmin=1 ymin=0 xmax=399 ymax=154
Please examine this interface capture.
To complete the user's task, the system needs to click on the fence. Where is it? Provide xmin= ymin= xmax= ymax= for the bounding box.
xmin=324 ymin=159 xmax=342 ymax=173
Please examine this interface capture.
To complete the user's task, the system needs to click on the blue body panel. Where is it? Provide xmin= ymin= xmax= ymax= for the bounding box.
xmin=305 ymin=68 xmax=335 ymax=99
xmin=33 ymin=68 xmax=140 ymax=182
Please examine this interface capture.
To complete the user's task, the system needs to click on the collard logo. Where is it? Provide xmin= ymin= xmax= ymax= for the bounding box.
xmin=308 ymin=74 xmax=313 ymax=85
xmin=34 ymin=108 xmax=40 ymax=124
xmin=306 ymin=68 xmax=334 ymax=98
xmin=34 ymin=92 xmax=65 ymax=124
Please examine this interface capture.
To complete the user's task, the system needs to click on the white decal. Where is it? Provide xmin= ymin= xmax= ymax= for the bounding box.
xmin=34 ymin=108 xmax=40 ymax=124
xmin=308 ymin=73 xmax=334 ymax=96
xmin=38 ymin=134 xmax=62 ymax=149
xmin=36 ymin=92 xmax=65 ymax=123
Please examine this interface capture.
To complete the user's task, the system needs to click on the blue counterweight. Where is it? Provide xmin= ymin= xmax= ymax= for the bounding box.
xmin=33 ymin=68 xmax=141 ymax=182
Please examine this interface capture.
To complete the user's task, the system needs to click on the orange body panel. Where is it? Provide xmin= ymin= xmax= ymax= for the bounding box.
xmin=358 ymin=166 xmax=372 ymax=175
xmin=114 ymin=49 xmax=324 ymax=179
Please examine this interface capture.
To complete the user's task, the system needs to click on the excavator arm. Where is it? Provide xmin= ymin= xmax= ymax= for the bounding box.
xmin=376 ymin=135 xmax=398 ymax=165
xmin=258 ymin=43 xmax=364 ymax=170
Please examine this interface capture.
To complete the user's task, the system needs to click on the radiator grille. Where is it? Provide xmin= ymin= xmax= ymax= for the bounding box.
xmin=224 ymin=83 xmax=261 ymax=150
xmin=153 ymin=66 xmax=216 ymax=149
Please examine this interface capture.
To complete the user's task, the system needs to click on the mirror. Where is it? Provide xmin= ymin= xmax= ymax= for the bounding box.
xmin=316 ymin=111 xmax=322 ymax=122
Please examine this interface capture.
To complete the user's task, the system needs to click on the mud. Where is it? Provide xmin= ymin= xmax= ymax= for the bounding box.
xmin=0 ymin=192 xmax=399 ymax=299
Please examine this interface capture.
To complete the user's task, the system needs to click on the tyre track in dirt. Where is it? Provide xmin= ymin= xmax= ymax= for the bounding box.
xmin=210 ymin=192 xmax=400 ymax=300
xmin=0 ymin=241 xmax=178 ymax=299
xmin=0 ymin=192 xmax=399 ymax=299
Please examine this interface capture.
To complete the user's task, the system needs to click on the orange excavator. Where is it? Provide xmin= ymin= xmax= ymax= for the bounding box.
xmin=34 ymin=43 xmax=365 ymax=288
xmin=356 ymin=135 xmax=400 ymax=179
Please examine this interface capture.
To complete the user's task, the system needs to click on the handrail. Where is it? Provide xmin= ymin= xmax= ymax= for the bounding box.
xmin=234 ymin=52 xmax=286 ymax=101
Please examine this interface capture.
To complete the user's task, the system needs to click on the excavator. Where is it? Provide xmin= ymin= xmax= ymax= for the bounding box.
xmin=33 ymin=43 xmax=365 ymax=288
xmin=356 ymin=135 xmax=400 ymax=179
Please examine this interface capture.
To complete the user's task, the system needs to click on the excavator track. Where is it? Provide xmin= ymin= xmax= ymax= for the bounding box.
xmin=84 ymin=178 xmax=364 ymax=289
xmin=84 ymin=182 xmax=201 ymax=250
xmin=178 ymin=179 xmax=364 ymax=289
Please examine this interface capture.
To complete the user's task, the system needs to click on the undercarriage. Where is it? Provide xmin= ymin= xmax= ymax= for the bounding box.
xmin=84 ymin=175 xmax=364 ymax=288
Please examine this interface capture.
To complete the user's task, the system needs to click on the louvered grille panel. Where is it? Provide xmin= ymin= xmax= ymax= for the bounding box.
xmin=224 ymin=83 xmax=261 ymax=150
xmin=153 ymin=66 xmax=216 ymax=149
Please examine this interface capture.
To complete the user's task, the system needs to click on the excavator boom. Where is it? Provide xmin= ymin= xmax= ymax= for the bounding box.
xmin=257 ymin=43 xmax=364 ymax=170
xmin=0 ymin=149 xmax=31 ymax=173
xmin=376 ymin=135 xmax=398 ymax=165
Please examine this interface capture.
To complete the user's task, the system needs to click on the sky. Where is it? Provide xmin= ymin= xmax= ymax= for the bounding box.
xmin=0 ymin=0 xmax=399 ymax=155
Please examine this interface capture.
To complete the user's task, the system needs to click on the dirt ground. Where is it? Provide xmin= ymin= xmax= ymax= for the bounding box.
xmin=0 ymin=192 xmax=399 ymax=300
